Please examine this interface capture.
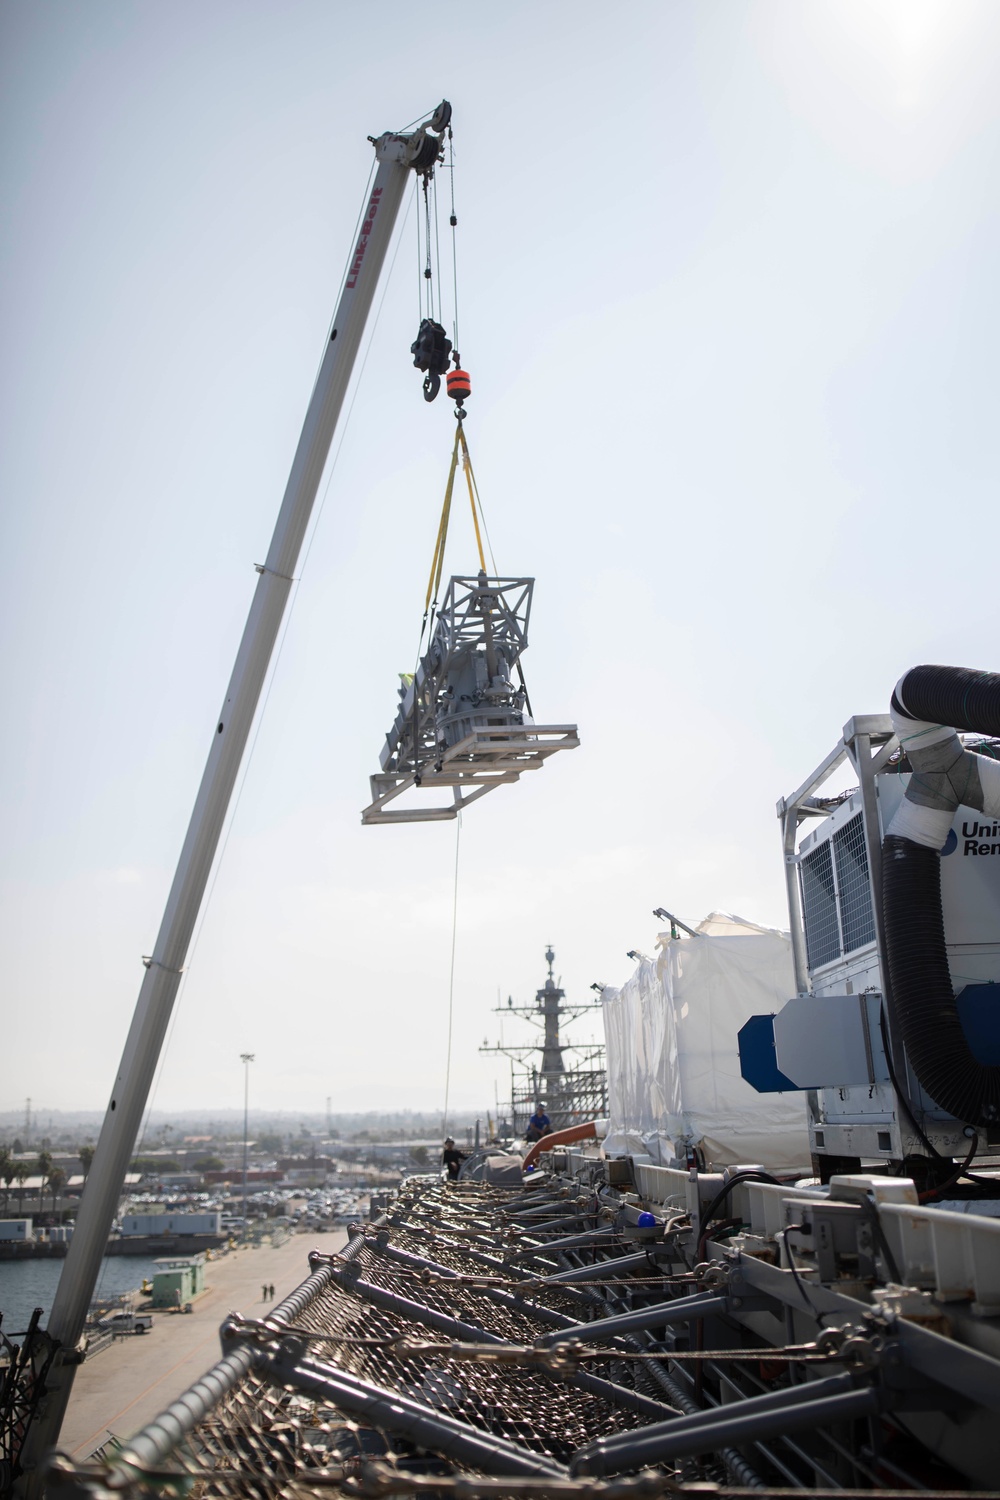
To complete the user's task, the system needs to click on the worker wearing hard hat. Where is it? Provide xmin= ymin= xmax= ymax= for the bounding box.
xmin=442 ymin=1137 xmax=466 ymax=1181
xmin=525 ymin=1103 xmax=552 ymax=1142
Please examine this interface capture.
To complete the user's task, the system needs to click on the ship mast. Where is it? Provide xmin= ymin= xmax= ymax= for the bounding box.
xmin=481 ymin=947 xmax=607 ymax=1136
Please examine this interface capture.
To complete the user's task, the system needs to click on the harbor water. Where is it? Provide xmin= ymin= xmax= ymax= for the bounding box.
xmin=0 ymin=1255 xmax=164 ymax=1335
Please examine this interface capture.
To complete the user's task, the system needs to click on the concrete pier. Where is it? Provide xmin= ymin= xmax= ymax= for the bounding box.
xmin=59 ymin=1229 xmax=347 ymax=1460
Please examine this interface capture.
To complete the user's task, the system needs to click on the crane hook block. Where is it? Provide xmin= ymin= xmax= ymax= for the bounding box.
xmin=446 ymin=368 xmax=471 ymax=404
xmin=411 ymin=319 xmax=453 ymax=402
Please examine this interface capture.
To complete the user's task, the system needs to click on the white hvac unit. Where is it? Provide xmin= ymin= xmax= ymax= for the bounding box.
xmin=741 ymin=679 xmax=1000 ymax=1175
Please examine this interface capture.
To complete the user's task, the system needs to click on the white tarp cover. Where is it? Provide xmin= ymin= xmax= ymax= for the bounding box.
xmin=601 ymin=912 xmax=809 ymax=1171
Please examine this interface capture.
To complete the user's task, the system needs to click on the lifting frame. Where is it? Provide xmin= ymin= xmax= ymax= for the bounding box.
xmin=362 ymin=573 xmax=578 ymax=823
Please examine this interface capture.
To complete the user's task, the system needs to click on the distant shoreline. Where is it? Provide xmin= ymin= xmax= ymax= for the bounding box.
xmin=0 ymin=1233 xmax=227 ymax=1261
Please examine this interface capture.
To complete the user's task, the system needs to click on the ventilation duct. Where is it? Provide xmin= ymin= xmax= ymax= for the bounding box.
xmin=882 ymin=665 xmax=1000 ymax=1125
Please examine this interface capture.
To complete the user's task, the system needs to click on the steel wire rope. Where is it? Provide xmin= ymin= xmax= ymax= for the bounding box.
xmin=103 ymin=147 xmax=444 ymax=1310
xmin=235 ymin=1323 xmax=838 ymax=1366
xmin=422 ymin=177 xmax=434 ymax=319
xmin=131 ymin=187 xmax=417 ymax=1195
xmin=448 ymin=128 xmax=460 ymax=356
xmin=418 ymin=137 xmax=496 ymax=591
xmin=395 ymin=105 xmax=441 ymax=135
xmin=433 ymin=172 xmax=443 ymax=327
xmin=441 ymin=139 xmax=497 ymax=579
xmin=415 ymin=174 xmax=424 ymax=321
xmin=411 ymin=136 xmax=498 ymax=689
xmin=442 ymin=137 xmax=497 ymax=579
xmin=390 ymin=1270 xmax=702 ymax=1291
xmin=442 ymin=811 xmax=463 ymax=1135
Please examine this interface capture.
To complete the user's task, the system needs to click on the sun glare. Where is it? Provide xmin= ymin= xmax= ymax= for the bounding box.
xmin=834 ymin=0 xmax=978 ymax=110
xmin=752 ymin=0 xmax=996 ymax=180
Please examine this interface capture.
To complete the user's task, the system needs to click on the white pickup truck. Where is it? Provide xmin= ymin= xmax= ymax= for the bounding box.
xmin=102 ymin=1311 xmax=153 ymax=1335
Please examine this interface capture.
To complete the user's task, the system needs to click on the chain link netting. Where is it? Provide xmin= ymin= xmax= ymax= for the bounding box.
xmin=67 ymin=1182 xmax=678 ymax=1498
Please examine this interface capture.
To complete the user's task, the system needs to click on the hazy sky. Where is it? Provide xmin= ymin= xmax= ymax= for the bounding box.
xmin=3 ymin=1 xmax=999 ymax=1120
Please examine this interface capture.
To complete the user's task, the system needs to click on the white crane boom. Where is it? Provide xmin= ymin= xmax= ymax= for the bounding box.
xmin=15 ymin=103 xmax=452 ymax=1495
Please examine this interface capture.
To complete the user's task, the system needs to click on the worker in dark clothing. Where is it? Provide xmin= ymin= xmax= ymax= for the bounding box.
xmin=525 ymin=1103 xmax=552 ymax=1143
xmin=442 ymin=1137 xmax=466 ymax=1181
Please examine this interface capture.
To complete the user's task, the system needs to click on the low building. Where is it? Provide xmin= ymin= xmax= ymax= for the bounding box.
xmin=150 ymin=1254 xmax=206 ymax=1308
xmin=121 ymin=1212 xmax=222 ymax=1236
xmin=202 ymin=1168 xmax=282 ymax=1184
xmin=0 ymin=1219 xmax=33 ymax=1242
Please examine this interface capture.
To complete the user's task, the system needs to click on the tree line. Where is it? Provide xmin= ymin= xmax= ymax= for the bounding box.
xmin=0 ymin=1143 xmax=94 ymax=1217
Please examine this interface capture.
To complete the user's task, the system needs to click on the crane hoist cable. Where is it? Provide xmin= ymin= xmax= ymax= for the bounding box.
xmin=447 ymin=125 xmax=460 ymax=357
xmin=410 ymin=121 xmax=466 ymax=403
xmin=411 ymin=161 xmax=450 ymax=397
xmin=422 ymin=174 xmax=435 ymax=317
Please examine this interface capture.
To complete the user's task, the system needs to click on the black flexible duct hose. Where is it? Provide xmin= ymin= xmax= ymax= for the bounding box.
xmin=883 ymin=664 xmax=1000 ymax=1126
xmin=891 ymin=663 xmax=1000 ymax=736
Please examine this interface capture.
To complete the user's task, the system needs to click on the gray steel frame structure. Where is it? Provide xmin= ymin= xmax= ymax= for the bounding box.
xmin=363 ymin=575 xmax=578 ymax=823
xmin=508 ymin=1063 xmax=608 ymax=1136
xmin=777 ymin=715 xmax=896 ymax=1003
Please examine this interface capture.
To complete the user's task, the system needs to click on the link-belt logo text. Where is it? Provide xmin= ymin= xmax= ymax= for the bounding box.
xmin=346 ymin=187 xmax=383 ymax=289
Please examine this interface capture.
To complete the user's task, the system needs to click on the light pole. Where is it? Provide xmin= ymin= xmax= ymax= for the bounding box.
xmin=240 ymin=1053 xmax=254 ymax=1237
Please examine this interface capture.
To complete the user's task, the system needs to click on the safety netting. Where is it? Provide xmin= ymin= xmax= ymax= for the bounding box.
xmin=59 ymin=1179 xmax=682 ymax=1499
